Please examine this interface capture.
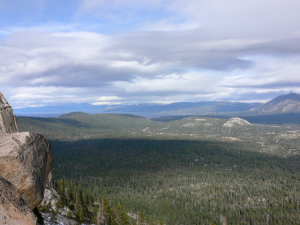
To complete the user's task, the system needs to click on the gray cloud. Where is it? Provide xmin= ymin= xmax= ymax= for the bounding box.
xmin=1 ymin=29 xmax=300 ymax=107
xmin=1 ymin=32 xmax=299 ymax=73
xmin=1 ymin=0 xmax=300 ymax=107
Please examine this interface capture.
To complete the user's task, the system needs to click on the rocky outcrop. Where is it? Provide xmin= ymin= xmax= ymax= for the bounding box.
xmin=41 ymin=188 xmax=75 ymax=218
xmin=41 ymin=212 xmax=77 ymax=225
xmin=223 ymin=117 xmax=251 ymax=127
xmin=0 ymin=132 xmax=53 ymax=209
xmin=0 ymin=175 xmax=37 ymax=224
xmin=0 ymin=91 xmax=53 ymax=224
xmin=42 ymin=188 xmax=60 ymax=210
xmin=0 ymin=92 xmax=18 ymax=133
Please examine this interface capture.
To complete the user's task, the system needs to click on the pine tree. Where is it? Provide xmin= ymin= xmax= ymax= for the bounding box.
xmin=55 ymin=198 xmax=64 ymax=213
xmin=112 ymin=203 xmax=129 ymax=225
xmin=136 ymin=212 xmax=151 ymax=225
xmin=97 ymin=197 xmax=113 ymax=225
xmin=75 ymin=191 xmax=85 ymax=222
xmin=50 ymin=208 xmax=58 ymax=224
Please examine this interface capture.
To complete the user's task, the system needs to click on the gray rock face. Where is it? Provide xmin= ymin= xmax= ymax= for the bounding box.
xmin=42 ymin=188 xmax=60 ymax=209
xmin=41 ymin=188 xmax=75 ymax=218
xmin=0 ymin=92 xmax=18 ymax=133
xmin=41 ymin=212 xmax=78 ymax=225
xmin=0 ymin=132 xmax=53 ymax=209
xmin=0 ymin=175 xmax=37 ymax=225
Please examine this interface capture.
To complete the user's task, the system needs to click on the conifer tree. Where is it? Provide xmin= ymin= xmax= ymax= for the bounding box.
xmin=157 ymin=220 xmax=163 ymax=225
xmin=97 ymin=197 xmax=113 ymax=225
xmin=136 ymin=212 xmax=151 ymax=225
xmin=112 ymin=203 xmax=129 ymax=225
xmin=75 ymin=191 xmax=85 ymax=222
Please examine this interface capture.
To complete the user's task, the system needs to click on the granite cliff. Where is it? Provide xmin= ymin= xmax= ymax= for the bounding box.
xmin=0 ymin=92 xmax=53 ymax=224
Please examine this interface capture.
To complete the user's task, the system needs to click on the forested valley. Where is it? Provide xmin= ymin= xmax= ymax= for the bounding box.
xmin=18 ymin=113 xmax=300 ymax=224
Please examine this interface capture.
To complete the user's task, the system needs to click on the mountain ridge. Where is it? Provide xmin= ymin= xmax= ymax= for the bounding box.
xmin=250 ymin=93 xmax=300 ymax=114
xmin=14 ymin=101 xmax=262 ymax=117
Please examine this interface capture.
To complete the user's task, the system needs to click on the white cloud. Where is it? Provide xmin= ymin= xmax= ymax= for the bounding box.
xmin=92 ymin=96 xmax=124 ymax=105
xmin=1 ymin=28 xmax=300 ymax=107
xmin=77 ymin=0 xmax=300 ymax=39
xmin=6 ymin=86 xmax=103 ymax=108
xmin=96 ymin=96 xmax=124 ymax=101
xmin=140 ymin=17 xmax=199 ymax=32
xmin=113 ymin=72 xmax=220 ymax=93
xmin=1 ymin=0 xmax=300 ymax=107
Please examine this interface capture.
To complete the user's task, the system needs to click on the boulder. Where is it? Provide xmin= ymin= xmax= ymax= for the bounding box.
xmin=0 ymin=175 xmax=37 ymax=224
xmin=0 ymin=92 xmax=18 ymax=133
xmin=0 ymin=132 xmax=53 ymax=209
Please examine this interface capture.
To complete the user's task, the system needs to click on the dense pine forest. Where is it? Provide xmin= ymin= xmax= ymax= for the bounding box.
xmin=18 ymin=113 xmax=300 ymax=224
xmin=39 ymin=179 xmax=158 ymax=224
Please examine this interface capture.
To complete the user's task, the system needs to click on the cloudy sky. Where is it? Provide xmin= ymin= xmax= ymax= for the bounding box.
xmin=1 ymin=0 xmax=300 ymax=108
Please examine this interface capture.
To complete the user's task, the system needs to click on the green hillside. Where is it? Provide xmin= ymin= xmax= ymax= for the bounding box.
xmin=17 ymin=113 xmax=164 ymax=140
xmin=17 ymin=113 xmax=300 ymax=224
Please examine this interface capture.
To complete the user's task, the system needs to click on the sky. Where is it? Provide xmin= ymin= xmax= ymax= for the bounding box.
xmin=0 ymin=0 xmax=300 ymax=108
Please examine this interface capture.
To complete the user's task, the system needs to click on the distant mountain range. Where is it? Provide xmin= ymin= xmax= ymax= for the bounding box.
xmin=13 ymin=93 xmax=300 ymax=117
xmin=14 ymin=101 xmax=262 ymax=117
xmin=14 ymin=103 xmax=108 ymax=117
xmin=104 ymin=101 xmax=261 ymax=114
xmin=250 ymin=93 xmax=300 ymax=114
